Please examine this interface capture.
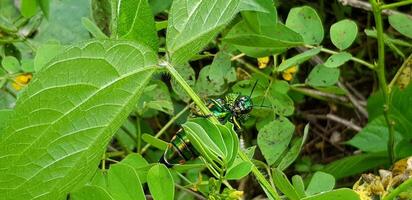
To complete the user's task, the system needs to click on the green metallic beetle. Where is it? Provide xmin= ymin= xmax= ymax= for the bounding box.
xmin=160 ymin=81 xmax=257 ymax=167
xmin=193 ymin=81 xmax=257 ymax=132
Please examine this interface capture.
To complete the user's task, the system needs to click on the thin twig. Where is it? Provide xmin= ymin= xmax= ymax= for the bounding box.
xmin=326 ymin=113 xmax=362 ymax=132
xmin=338 ymin=0 xmax=412 ymax=17
xmin=175 ymin=184 xmax=207 ymax=200
xmin=338 ymin=81 xmax=368 ymax=118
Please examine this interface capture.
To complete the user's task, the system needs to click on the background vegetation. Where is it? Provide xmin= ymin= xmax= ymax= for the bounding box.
xmin=0 ymin=0 xmax=412 ymax=199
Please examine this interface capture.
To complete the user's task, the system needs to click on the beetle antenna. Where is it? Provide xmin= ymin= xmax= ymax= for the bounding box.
xmin=249 ymin=80 xmax=258 ymax=98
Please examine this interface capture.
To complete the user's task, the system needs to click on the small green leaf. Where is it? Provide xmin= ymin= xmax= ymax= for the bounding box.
xmin=166 ymin=0 xmax=240 ymax=65
xmin=195 ymin=52 xmax=236 ymax=97
xmin=225 ymin=21 xmax=303 ymax=58
xmin=306 ymin=172 xmax=335 ymax=195
xmin=137 ymin=80 xmax=174 ymax=116
xmin=285 ymin=6 xmax=324 ymax=45
xmin=21 ymin=59 xmax=34 ymax=73
xmin=278 ymin=124 xmax=309 ymax=171
xmin=272 ymin=168 xmax=300 ymax=200
xmin=330 ymin=19 xmax=358 ymax=50
xmin=324 ymin=52 xmax=352 ymax=68
xmin=389 ymin=13 xmax=412 ymax=39
xmin=36 ymin=0 xmax=50 ymax=18
xmin=119 ymin=153 xmax=150 ymax=183
xmin=258 ymin=117 xmax=295 ymax=165
xmin=306 ymin=64 xmax=340 ymax=87
xmin=2 ymin=56 xmax=20 ymax=73
xmin=108 ymin=164 xmax=145 ymax=200
xmin=278 ymin=47 xmax=321 ymax=71
xmin=226 ymin=161 xmax=253 ymax=180
xmin=34 ymin=41 xmax=65 ymax=72
xmin=71 ymin=185 xmax=113 ymax=200
xmin=20 ymin=0 xmax=37 ymax=18
xmin=147 ymin=164 xmax=174 ymax=200
xmin=302 ymin=188 xmax=360 ymax=200
xmin=292 ymin=175 xmax=306 ymax=198
xmin=82 ymin=17 xmax=108 ymax=39
xmin=116 ymin=0 xmax=158 ymax=51
xmin=141 ymin=134 xmax=168 ymax=151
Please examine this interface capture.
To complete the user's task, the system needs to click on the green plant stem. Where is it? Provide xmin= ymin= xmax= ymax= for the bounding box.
xmin=163 ymin=60 xmax=281 ymax=200
xmin=135 ymin=115 xmax=142 ymax=153
xmin=369 ymin=0 xmax=395 ymax=164
xmin=304 ymin=44 xmax=375 ymax=69
xmin=175 ymin=184 xmax=207 ymax=200
xmin=380 ymin=0 xmax=412 ymax=10
xmin=140 ymin=103 xmax=191 ymax=154
xmin=382 ymin=178 xmax=412 ymax=200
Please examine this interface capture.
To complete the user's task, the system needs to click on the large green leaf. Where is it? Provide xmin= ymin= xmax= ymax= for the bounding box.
xmin=241 ymin=0 xmax=277 ymax=34
xmin=285 ymin=6 xmax=324 ymax=45
xmin=347 ymin=116 xmax=402 ymax=153
xmin=0 ymin=109 xmax=13 ymax=133
xmin=302 ymin=188 xmax=360 ymax=200
xmin=33 ymin=0 xmax=90 ymax=44
xmin=367 ymin=85 xmax=412 ymax=140
xmin=71 ymin=185 xmax=113 ymax=200
xmin=224 ymin=21 xmax=303 ymax=58
xmin=322 ymin=152 xmax=388 ymax=180
xmin=0 ymin=40 xmax=157 ymax=200
xmin=257 ymin=117 xmax=295 ymax=166
xmin=108 ymin=164 xmax=145 ymax=200
xmin=116 ymin=0 xmax=158 ymax=51
xmin=166 ymin=0 xmax=240 ymax=65
xmin=147 ymin=164 xmax=174 ymax=200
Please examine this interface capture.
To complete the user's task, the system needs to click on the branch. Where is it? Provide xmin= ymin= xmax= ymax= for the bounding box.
xmin=338 ymin=0 xmax=412 ymax=17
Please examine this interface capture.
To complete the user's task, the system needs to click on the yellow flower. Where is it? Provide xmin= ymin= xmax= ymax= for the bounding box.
xmin=282 ymin=65 xmax=298 ymax=81
xmin=12 ymin=74 xmax=32 ymax=91
xmin=258 ymin=57 xmax=270 ymax=69
xmin=229 ymin=190 xmax=244 ymax=199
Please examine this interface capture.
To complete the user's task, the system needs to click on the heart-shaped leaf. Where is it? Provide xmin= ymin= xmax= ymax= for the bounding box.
xmin=0 ymin=40 xmax=157 ymax=200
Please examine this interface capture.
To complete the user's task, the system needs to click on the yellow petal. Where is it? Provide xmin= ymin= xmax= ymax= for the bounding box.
xmin=12 ymin=82 xmax=22 ymax=91
xmin=285 ymin=65 xmax=298 ymax=74
xmin=282 ymin=72 xmax=293 ymax=81
xmin=258 ymin=57 xmax=270 ymax=69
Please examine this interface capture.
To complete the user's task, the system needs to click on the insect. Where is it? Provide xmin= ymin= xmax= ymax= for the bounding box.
xmin=193 ymin=81 xmax=258 ymax=132
xmin=159 ymin=128 xmax=199 ymax=168
xmin=160 ymin=81 xmax=258 ymax=167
